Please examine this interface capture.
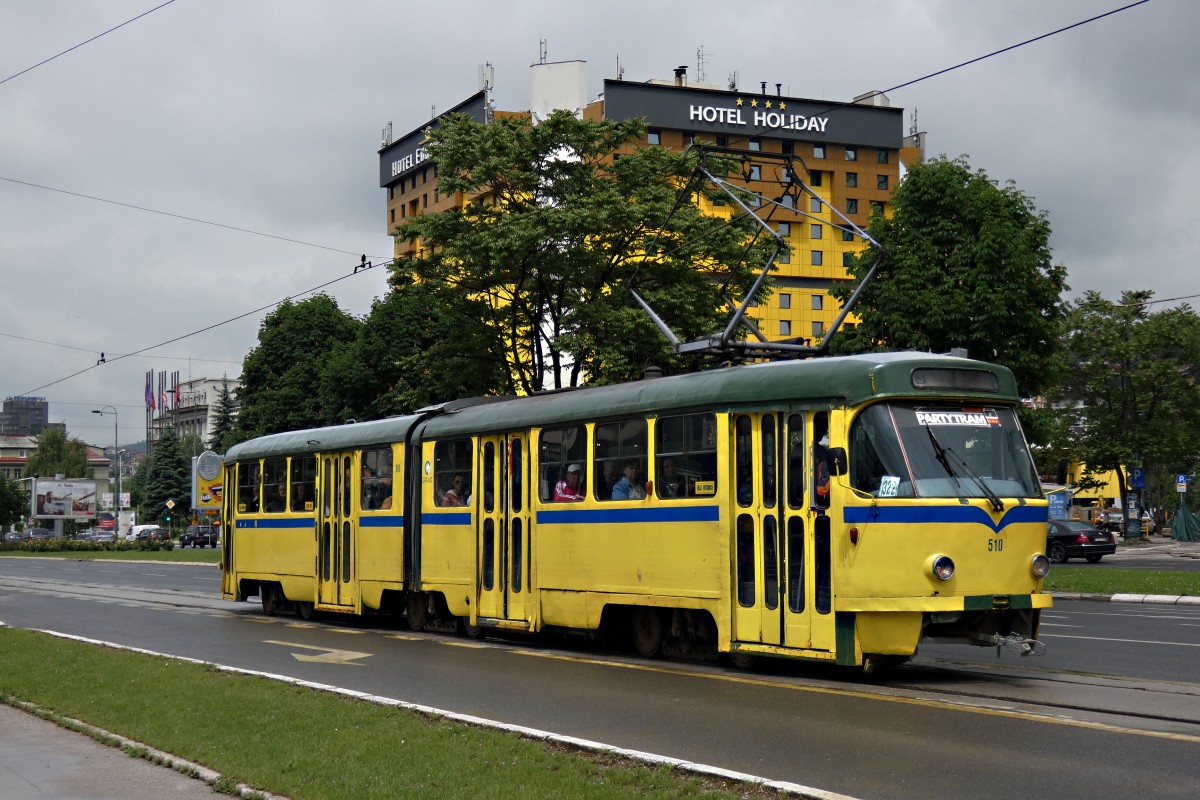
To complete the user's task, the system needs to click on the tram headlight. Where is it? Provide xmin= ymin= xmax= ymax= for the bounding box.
xmin=930 ymin=555 xmax=955 ymax=582
xmin=1030 ymin=554 xmax=1050 ymax=579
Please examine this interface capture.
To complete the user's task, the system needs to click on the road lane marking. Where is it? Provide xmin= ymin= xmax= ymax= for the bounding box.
xmin=263 ymin=640 xmax=372 ymax=665
xmin=1041 ymin=633 xmax=1200 ymax=647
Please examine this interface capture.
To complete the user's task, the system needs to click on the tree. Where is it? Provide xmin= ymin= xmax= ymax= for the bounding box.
xmin=0 ymin=473 xmax=28 ymax=529
xmin=22 ymin=427 xmax=90 ymax=479
xmin=830 ymin=156 xmax=1067 ymax=396
xmin=207 ymin=378 xmax=238 ymax=452
xmin=142 ymin=427 xmax=191 ymax=525
xmin=392 ymin=110 xmax=772 ymax=392
xmin=1053 ymin=291 xmax=1200 ymax=513
xmin=317 ymin=282 xmax=508 ymax=421
xmin=234 ymin=295 xmax=360 ymax=440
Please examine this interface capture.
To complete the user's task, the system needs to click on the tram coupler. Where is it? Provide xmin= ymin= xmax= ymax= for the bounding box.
xmin=971 ymin=632 xmax=1046 ymax=657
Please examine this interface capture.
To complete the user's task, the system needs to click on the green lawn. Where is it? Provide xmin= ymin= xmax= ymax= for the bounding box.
xmin=0 ymin=628 xmax=783 ymax=800
xmin=1043 ymin=566 xmax=1200 ymax=596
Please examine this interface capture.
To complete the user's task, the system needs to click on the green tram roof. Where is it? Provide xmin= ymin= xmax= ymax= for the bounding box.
xmin=422 ymin=351 xmax=1020 ymax=439
xmin=223 ymin=352 xmax=1018 ymax=462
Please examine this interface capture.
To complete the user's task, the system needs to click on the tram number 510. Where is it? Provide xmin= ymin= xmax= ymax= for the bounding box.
xmin=988 ymin=537 xmax=1004 ymax=552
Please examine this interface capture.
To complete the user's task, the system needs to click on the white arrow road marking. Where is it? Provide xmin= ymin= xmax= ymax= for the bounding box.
xmin=264 ymin=640 xmax=372 ymax=665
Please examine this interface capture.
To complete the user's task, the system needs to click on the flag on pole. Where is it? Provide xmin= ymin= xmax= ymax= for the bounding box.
xmin=145 ymin=372 xmax=156 ymax=410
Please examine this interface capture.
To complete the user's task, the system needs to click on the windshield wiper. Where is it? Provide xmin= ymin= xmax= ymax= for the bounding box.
xmin=924 ymin=428 xmax=1004 ymax=513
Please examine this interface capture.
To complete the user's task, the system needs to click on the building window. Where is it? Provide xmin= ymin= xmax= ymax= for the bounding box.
xmin=778 ymin=250 xmax=790 ymax=264
xmin=843 ymin=252 xmax=855 ymax=267
xmin=647 ymin=129 xmax=661 ymax=145
xmin=846 ymin=198 xmax=858 ymax=214
xmin=811 ymin=224 xmax=822 ymax=239
xmin=810 ymin=171 xmax=823 ymax=187
xmin=876 ymin=149 xmax=889 ymax=164
xmin=813 ymin=144 xmax=826 ymax=159
xmin=811 ymin=250 xmax=823 ymax=266
xmin=876 ymin=174 xmax=889 ymax=190
xmin=781 ymin=141 xmax=793 ymax=156
xmin=389 ymin=208 xmax=395 ymax=225
xmin=749 ymin=138 xmax=761 ymax=151
xmin=810 ymin=197 xmax=822 ymax=213
xmin=812 ymin=321 xmax=825 ymax=337
xmin=812 ymin=295 xmax=823 ymax=311
xmin=871 ymin=201 xmax=885 ymax=216
xmin=780 ymin=320 xmax=792 ymax=336
xmin=716 ymin=134 xmax=728 ymax=147
xmin=780 ymin=194 xmax=795 ymax=209
xmin=683 ymin=132 xmax=695 ymax=146
xmin=748 ymin=165 xmax=762 ymax=181
xmin=846 ymin=172 xmax=858 ymax=188
xmin=841 ymin=227 xmax=855 ymax=242
xmin=845 ymin=146 xmax=857 ymax=161
xmin=777 ymin=222 xmax=791 ymax=237
xmin=780 ymin=293 xmax=792 ymax=309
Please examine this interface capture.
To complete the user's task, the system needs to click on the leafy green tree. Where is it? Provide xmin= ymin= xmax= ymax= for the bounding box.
xmin=22 ymin=427 xmax=90 ymax=479
xmin=1053 ymin=291 xmax=1200 ymax=512
xmin=207 ymin=378 xmax=238 ymax=452
xmin=318 ymin=282 xmax=508 ymax=420
xmin=0 ymin=473 xmax=28 ymax=529
xmin=142 ymin=427 xmax=191 ymax=526
xmin=392 ymin=110 xmax=772 ymax=392
xmin=234 ymin=295 xmax=361 ymax=439
xmin=830 ymin=156 xmax=1067 ymax=396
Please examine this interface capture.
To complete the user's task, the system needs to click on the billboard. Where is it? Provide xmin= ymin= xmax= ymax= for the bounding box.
xmin=192 ymin=451 xmax=224 ymax=512
xmin=33 ymin=479 xmax=98 ymax=520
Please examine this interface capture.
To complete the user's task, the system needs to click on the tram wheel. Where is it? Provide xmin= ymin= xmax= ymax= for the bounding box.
xmin=725 ymin=651 xmax=756 ymax=670
xmin=405 ymin=592 xmax=427 ymax=632
xmin=260 ymin=584 xmax=277 ymax=617
xmin=1048 ymin=543 xmax=1067 ymax=564
xmin=631 ymin=607 xmax=664 ymax=658
xmin=461 ymin=620 xmax=483 ymax=639
xmin=297 ymin=601 xmax=315 ymax=621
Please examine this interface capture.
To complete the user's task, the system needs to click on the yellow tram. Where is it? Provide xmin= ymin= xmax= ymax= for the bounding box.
xmin=221 ymin=351 xmax=1051 ymax=670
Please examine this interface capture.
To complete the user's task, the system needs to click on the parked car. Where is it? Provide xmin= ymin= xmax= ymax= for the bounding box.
xmin=73 ymin=529 xmax=100 ymax=541
xmin=1047 ymin=519 xmax=1117 ymax=563
xmin=3 ymin=530 xmax=28 ymax=544
xmin=26 ymin=528 xmax=55 ymax=540
xmin=180 ymin=525 xmax=217 ymax=548
xmin=93 ymin=530 xmax=117 ymax=543
xmin=135 ymin=526 xmax=167 ymax=541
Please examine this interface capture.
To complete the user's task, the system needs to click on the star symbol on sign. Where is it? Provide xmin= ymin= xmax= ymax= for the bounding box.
xmin=765 ymin=101 xmax=773 ymax=109
xmin=736 ymin=97 xmax=744 ymax=106
xmin=780 ymin=102 xmax=787 ymax=110
xmin=750 ymin=99 xmax=758 ymax=107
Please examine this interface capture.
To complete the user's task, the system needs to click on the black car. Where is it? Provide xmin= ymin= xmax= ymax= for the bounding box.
xmin=180 ymin=525 xmax=217 ymax=548
xmin=1047 ymin=519 xmax=1117 ymax=563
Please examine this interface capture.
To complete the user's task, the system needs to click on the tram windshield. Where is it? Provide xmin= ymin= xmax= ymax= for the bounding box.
xmin=849 ymin=403 xmax=1041 ymax=500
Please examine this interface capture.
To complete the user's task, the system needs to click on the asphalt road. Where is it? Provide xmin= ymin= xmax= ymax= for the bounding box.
xmin=1 ymin=556 xmax=1198 ymax=800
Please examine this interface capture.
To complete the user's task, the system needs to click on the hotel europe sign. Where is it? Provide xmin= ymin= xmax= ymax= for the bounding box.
xmin=379 ymin=91 xmax=487 ymax=186
xmin=602 ymin=80 xmax=902 ymax=149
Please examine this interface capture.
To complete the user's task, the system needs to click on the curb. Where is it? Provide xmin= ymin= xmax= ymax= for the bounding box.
xmin=1051 ymin=592 xmax=1200 ymax=605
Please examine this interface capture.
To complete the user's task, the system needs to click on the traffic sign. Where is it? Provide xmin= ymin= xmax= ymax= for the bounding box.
xmin=1130 ymin=468 xmax=1144 ymax=490
xmin=1178 ymin=474 xmax=1189 ymax=493
xmin=166 ymin=499 xmax=176 ymax=509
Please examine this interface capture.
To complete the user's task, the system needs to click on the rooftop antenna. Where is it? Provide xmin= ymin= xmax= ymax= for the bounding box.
xmin=696 ymin=44 xmax=709 ymax=84
xmin=479 ymin=62 xmax=495 ymax=124
xmin=538 ymin=38 xmax=548 ymax=64
xmin=381 ymin=121 xmax=392 ymax=147
xmin=727 ymin=69 xmax=738 ymax=91
xmin=909 ymin=107 xmax=919 ymax=136
xmin=616 ymin=54 xmax=624 ymax=80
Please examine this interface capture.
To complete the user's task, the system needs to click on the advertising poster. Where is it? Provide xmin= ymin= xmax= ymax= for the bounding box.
xmin=34 ymin=479 xmax=98 ymax=519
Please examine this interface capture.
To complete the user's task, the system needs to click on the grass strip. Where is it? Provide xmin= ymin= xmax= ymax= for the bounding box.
xmin=1043 ymin=567 xmax=1200 ymax=596
xmin=0 ymin=628 xmax=790 ymax=800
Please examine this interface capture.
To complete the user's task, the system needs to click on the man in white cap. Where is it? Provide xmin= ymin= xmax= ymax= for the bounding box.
xmin=553 ymin=463 xmax=586 ymax=502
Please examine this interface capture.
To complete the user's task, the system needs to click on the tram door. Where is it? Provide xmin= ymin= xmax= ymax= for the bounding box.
xmin=475 ymin=434 xmax=530 ymax=623
xmin=731 ymin=413 xmax=816 ymax=651
xmin=317 ymin=452 xmax=357 ymax=610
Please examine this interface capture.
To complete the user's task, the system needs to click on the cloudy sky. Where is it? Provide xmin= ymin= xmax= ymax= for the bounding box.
xmin=1 ymin=0 xmax=1193 ymax=447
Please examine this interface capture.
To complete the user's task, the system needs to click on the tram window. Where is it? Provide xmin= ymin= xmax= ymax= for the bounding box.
xmin=236 ymin=462 xmax=261 ymax=514
xmin=787 ymin=415 xmax=805 ymax=509
xmin=539 ymin=426 xmax=586 ymax=502
xmin=813 ymin=412 xmax=831 ymax=509
xmin=762 ymin=416 xmax=777 ymax=508
xmin=511 ymin=439 xmax=523 ymax=513
xmin=290 ymin=456 xmax=316 ymax=512
xmin=360 ymin=448 xmax=393 ymax=511
xmin=654 ymin=413 xmax=717 ymax=499
xmin=595 ymin=419 xmax=648 ymax=502
xmin=737 ymin=515 xmax=755 ymax=607
xmin=263 ymin=458 xmax=288 ymax=513
xmin=342 ymin=456 xmax=352 ymax=516
xmin=764 ymin=517 xmax=779 ymax=610
xmin=434 ymin=440 xmax=473 ymax=507
xmin=511 ymin=518 xmax=523 ymax=593
xmin=483 ymin=441 xmax=496 ymax=513
xmin=815 ymin=515 xmax=832 ymax=614
xmin=735 ymin=416 xmax=753 ymax=507
xmin=787 ymin=517 xmax=805 ymax=612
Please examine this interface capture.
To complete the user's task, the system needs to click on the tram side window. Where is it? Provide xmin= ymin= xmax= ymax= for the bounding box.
xmin=434 ymin=440 xmax=473 ymax=507
xmin=290 ymin=455 xmax=316 ymax=512
xmin=813 ymin=412 xmax=831 ymax=509
xmin=654 ymin=413 xmax=717 ymax=499
xmin=787 ymin=414 xmax=805 ymax=509
xmin=263 ymin=458 xmax=288 ymax=513
xmin=539 ymin=425 xmax=587 ymax=502
xmin=360 ymin=447 xmax=393 ymax=510
xmin=236 ymin=462 xmax=261 ymax=513
xmin=595 ymin=419 xmax=648 ymax=501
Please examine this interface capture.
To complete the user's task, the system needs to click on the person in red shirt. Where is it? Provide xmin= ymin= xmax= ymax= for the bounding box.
xmin=553 ymin=464 xmax=585 ymax=502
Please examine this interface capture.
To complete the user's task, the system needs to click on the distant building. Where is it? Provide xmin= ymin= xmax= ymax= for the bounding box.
xmin=149 ymin=377 xmax=241 ymax=451
xmin=379 ymin=60 xmax=925 ymax=347
xmin=0 ymin=433 xmax=111 ymax=484
xmin=1 ymin=396 xmax=62 ymax=436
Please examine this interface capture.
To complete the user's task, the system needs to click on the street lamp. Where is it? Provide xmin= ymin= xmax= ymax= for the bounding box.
xmin=92 ymin=407 xmax=120 ymax=529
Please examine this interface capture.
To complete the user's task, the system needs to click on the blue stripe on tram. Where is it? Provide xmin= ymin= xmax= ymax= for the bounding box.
xmin=842 ymin=503 xmax=1047 ymax=533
